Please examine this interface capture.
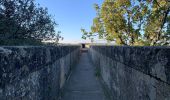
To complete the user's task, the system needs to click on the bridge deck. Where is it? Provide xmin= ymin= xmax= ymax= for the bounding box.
xmin=61 ymin=52 xmax=106 ymax=100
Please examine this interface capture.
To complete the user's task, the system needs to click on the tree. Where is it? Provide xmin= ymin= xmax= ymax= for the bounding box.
xmin=0 ymin=0 xmax=61 ymax=44
xmin=164 ymin=18 xmax=170 ymax=45
xmin=81 ymin=0 xmax=170 ymax=46
xmin=167 ymin=20 xmax=170 ymax=35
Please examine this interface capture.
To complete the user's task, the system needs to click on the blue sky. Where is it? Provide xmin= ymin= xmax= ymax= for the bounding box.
xmin=36 ymin=0 xmax=104 ymax=43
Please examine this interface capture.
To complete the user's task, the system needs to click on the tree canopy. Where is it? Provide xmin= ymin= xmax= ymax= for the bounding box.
xmin=81 ymin=0 xmax=170 ymax=46
xmin=0 ymin=0 xmax=61 ymax=45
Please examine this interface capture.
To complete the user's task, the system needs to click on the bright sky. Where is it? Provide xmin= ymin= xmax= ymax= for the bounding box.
xmin=36 ymin=0 xmax=104 ymax=43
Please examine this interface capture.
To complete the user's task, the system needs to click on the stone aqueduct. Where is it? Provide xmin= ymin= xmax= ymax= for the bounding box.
xmin=0 ymin=45 xmax=170 ymax=100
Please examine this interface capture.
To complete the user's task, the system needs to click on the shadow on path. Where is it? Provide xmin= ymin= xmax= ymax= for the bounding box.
xmin=61 ymin=52 xmax=106 ymax=100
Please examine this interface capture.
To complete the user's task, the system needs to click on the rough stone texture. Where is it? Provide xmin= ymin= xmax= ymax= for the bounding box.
xmin=0 ymin=46 xmax=80 ymax=100
xmin=89 ymin=46 xmax=170 ymax=100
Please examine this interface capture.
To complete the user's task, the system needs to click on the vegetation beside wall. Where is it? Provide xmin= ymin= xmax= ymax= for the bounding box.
xmin=0 ymin=38 xmax=42 ymax=46
xmin=0 ymin=0 xmax=61 ymax=45
xmin=82 ymin=0 xmax=170 ymax=46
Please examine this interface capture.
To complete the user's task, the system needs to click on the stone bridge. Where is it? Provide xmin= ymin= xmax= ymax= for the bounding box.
xmin=0 ymin=45 xmax=170 ymax=100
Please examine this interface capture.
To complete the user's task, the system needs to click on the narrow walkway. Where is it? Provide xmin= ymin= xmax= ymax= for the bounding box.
xmin=61 ymin=52 xmax=106 ymax=100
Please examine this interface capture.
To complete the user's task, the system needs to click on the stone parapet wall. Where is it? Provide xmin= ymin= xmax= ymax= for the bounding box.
xmin=0 ymin=45 xmax=80 ymax=100
xmin=89 ymin=46 xmax=170 ymax=100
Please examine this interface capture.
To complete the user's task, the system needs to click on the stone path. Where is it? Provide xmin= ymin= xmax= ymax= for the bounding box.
xmin=61 ymin=52 xmax=106 ymax=100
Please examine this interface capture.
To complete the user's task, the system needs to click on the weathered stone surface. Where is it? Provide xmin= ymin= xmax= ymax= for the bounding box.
xmin=89 ymin=46 xmax=170 ymax=100
xmin=61 ymin=53 xmax=106 ymax=100
xmin=0 ymin=46 xmax=80 ymax=100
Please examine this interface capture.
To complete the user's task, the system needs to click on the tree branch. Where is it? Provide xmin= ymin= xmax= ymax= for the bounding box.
xmin=118 ymin=35 xmax=127 ymax=45
xmin=153 ymin=7 xmax=170 ymax=45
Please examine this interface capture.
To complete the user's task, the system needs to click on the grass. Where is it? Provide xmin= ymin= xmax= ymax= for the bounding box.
xmin=95 ymin=67 xmax=101 ymax=77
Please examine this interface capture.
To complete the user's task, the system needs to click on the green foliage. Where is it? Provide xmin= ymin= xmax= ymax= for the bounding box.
xmin=95 ymin=67 xmax=101 ymax=77
xmin=0 ymin=38 xmax=42 ymax=46
xmin=0 ymin=0 xmax=61 ymax=45
xmin=81 ymin=0 xmax=170 ymax=46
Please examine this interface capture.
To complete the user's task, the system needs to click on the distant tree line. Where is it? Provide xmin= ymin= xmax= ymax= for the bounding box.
xmin=82 ymin=0 xmax=170 ymax=46
xmin=0 ymin=0 xmax=61 ymax=45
